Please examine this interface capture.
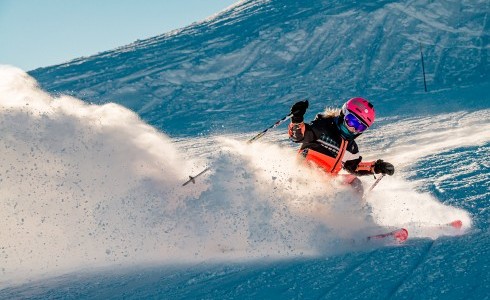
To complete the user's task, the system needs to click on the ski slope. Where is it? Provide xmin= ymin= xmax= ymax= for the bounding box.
xmin=29 ymin=0 xmax=490 ymax=136
xmin=1 ymin=0 xmax=489 ymax=298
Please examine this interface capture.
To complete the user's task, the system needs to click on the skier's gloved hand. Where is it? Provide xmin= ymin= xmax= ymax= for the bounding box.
xmin=290 ymin=100 xmax=309 ymax=123
xmin=374 ymin=159 xmax=395 ymax=175
xmin=343 ymin=156 xmax=362 ymax=173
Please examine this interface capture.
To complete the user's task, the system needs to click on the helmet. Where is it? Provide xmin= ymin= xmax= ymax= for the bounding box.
xmin=341 ymin=97 xmax=375 ymax=127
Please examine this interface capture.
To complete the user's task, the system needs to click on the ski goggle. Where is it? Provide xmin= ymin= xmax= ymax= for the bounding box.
xmin=344 ymin=113 xmax=368 ymax=132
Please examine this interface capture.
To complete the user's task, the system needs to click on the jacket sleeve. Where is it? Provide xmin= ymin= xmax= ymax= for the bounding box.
xmin=288 ymin=122 xmax=306 ymax=142
xmin=343 ymin=157 xmax=376 ymax=176
xmin=354 ymin=161 xmax=376 ymax=176
xmin=288 ymin=121 xmax=317 ymax=143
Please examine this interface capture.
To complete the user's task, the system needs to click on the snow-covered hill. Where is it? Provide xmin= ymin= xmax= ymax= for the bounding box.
xmin=1 ymin=0 xmax=489 ymax=298
xmin=29 ymin=0 xmax=489 ymax=136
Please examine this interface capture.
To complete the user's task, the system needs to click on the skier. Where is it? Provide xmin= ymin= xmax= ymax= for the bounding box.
xmin=288 ymin=98 xmax=394 ymax=195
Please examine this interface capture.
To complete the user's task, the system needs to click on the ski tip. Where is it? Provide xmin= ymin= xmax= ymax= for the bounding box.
xmin=448 ymin=220 xmax=463 ymax=229
xmin=394 ymin=228 xmax=409 ymax=242
xmin=367 ymin=228 xmax=409 ymax=243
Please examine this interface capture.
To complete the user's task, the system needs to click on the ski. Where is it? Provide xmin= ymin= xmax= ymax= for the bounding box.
xmin=446 ymin=220 xmax=462 ymax=229
xmin=417 ymin=219 xmax=463 ymax=229
xmin=367 ymin=228 xmax=408 ymax=243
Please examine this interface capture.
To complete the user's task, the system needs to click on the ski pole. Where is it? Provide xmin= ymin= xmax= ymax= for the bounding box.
xmin=362 ymin=174 xmax=385 ymax=200
xmin=420 ymin=42 xmax=428 ymax=92
xmin=247 ymin=113 xmax=293 ymax=143
xmin=182 ymin=167 xmax=210 ymax=186
xmin=182 ymin=113 xmax=293 ymax=186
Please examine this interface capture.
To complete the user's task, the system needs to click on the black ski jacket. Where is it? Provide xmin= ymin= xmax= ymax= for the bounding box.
xmin=289 ymin=114 xmax=373 ymax=176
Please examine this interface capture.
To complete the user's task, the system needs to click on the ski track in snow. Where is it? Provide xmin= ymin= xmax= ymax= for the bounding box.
xmin=386 ymin=240 xmax=435 ymax=298
xmin=319 ymin=252 xmax=374 ymax=299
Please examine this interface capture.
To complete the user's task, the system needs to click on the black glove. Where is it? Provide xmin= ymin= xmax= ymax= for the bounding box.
xmin=290 ymin=100 xmax=309 ymax=123
xmin=343 ymin=156 xmax=362 ymax=173
xmin=374 ymin=159 xmax=395 ymax=176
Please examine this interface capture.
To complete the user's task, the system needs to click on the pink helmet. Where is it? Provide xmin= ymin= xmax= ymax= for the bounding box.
xmin=341 ymin=97 xmax=375 ymax=127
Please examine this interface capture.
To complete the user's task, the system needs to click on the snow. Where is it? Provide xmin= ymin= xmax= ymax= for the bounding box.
xmin=1 ymin=0 xmax=489 ymax=298
xmin=28 ymin=0 xmax=489 ymax=138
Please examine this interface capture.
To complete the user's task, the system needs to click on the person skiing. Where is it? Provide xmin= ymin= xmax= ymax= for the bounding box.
xmin=288 ymin=98 xmax=394 ymax=195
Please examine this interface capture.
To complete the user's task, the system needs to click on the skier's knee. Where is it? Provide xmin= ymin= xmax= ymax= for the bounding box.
xmin=349 ymin=177 xmax=364 ymax=195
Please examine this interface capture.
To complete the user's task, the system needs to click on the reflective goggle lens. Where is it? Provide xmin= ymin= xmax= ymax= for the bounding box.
xmin=344 ymin=113 xmax=368 ymax=132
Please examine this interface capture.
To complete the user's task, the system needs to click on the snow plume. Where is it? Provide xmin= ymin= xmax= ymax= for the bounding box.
xmin=0 ymin=66 xmax=192 ymax=284
xmin=188 ymin=138 xmax=373 ymax=256
xmin=360 ymin=110 xmax=490 ymax=238
xmin=0 ymin=66 xmax=478 ymax=286
xmin=0 ymin=66 xmax=367 ymax=286
xmin=0 ymin=66 xmax=349 ymax=285
xmin=204 ymin=136 xmax=474 ymax=245
xmin=175 ymin=109 xmax=488 ymax=256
